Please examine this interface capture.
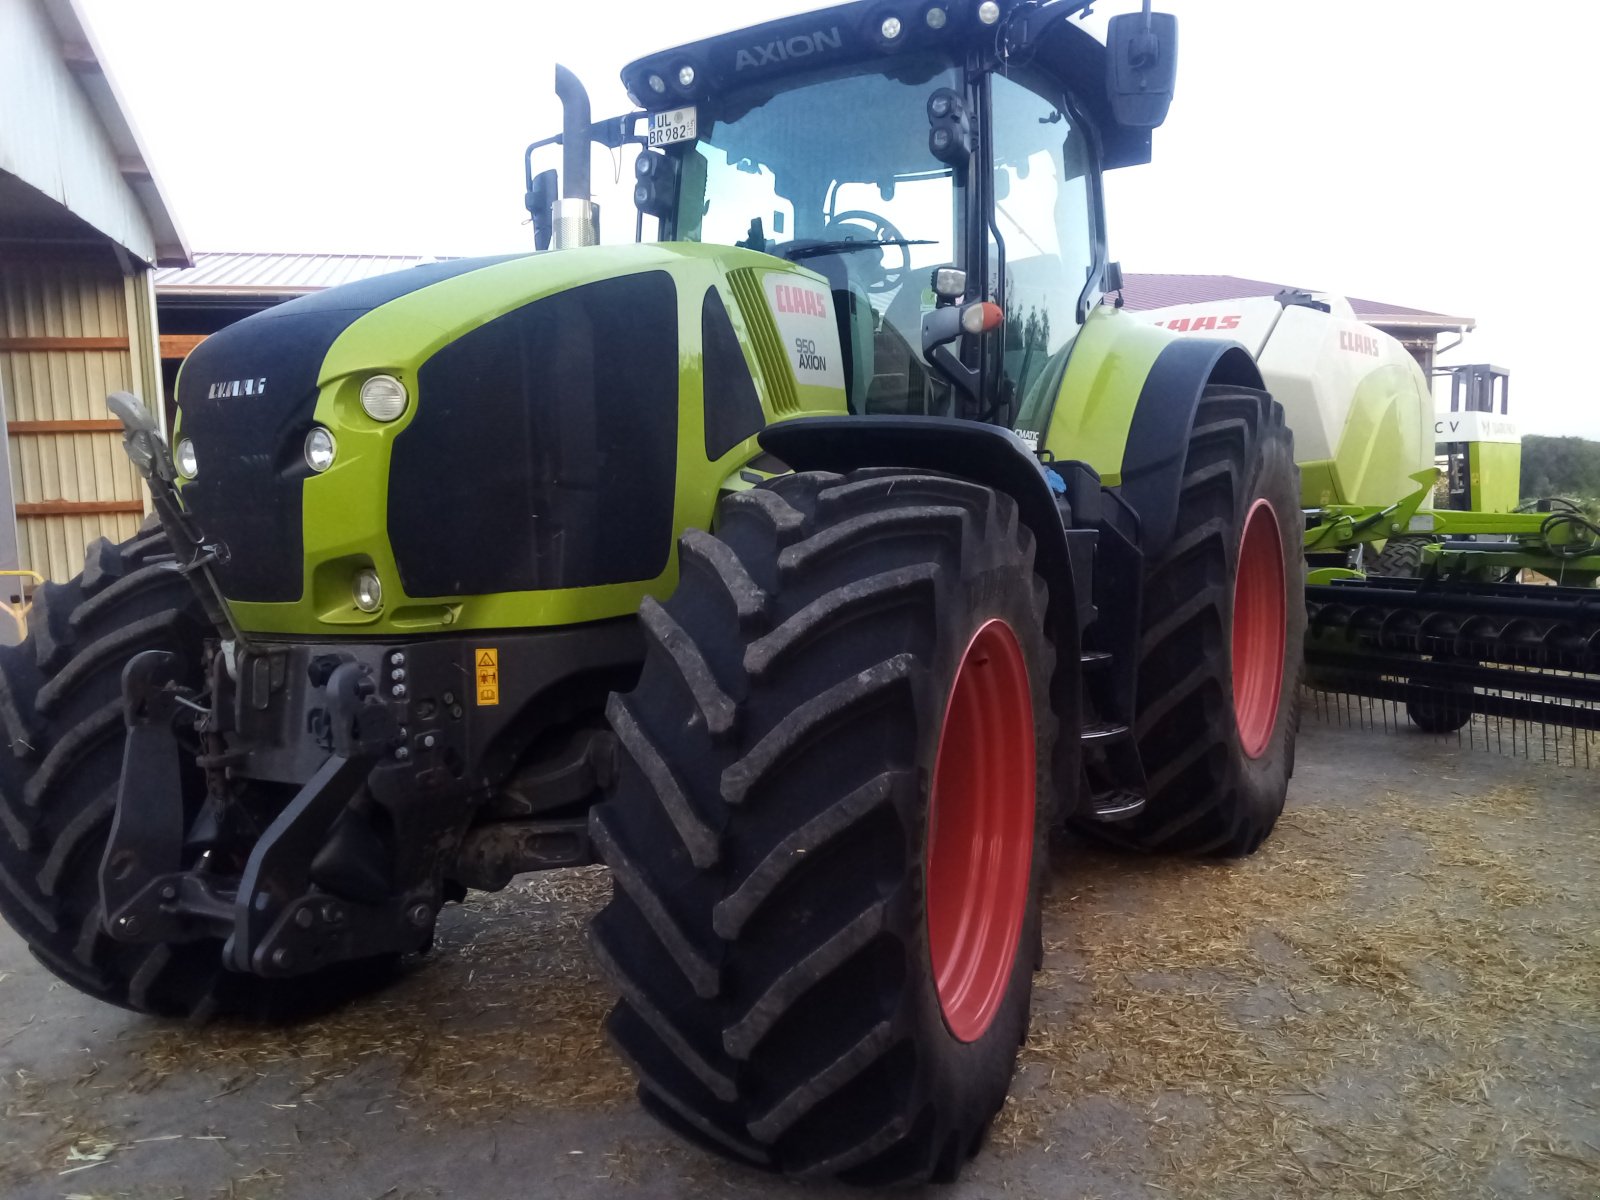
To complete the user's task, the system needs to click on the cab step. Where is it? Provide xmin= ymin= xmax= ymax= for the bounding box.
xmin=1079 ymin=720 xmax=1130 ymax=745
xmin=1086 ymin=789 xmax=1147 ymax=822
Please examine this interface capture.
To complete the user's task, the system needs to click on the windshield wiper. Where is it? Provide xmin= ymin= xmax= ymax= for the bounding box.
xmin=782 ymin=238 xmax=935 ymax=261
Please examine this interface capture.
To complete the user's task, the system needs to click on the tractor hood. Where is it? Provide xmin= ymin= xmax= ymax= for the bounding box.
xmin=171 ymin=242 xmax=845 ymax=636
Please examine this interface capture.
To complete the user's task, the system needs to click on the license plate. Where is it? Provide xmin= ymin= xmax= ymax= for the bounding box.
xmin=647 ymin=107 xmax=698 ymax=148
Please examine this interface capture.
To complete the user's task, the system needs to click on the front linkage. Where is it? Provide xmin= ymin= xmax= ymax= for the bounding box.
xmin=97 ymin=395 xmax=631 ymax=981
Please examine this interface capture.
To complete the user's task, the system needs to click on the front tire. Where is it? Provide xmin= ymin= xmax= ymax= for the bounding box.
xmin=589 ymin=470 xmax=1057 ymax=1183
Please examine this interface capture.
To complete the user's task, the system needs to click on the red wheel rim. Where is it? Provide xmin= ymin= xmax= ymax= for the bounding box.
xmin=925 ymin=619 xmax=1035 ymax=1043
xmin=1232 ymin=499 xmax=1287 ymax=759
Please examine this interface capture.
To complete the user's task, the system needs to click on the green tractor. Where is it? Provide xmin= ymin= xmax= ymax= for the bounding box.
xmin=0 ymin=1 xmax=1306 ymax=1183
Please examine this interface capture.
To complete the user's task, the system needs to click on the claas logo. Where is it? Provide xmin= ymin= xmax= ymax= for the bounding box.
xmin=1161 ymin=314 xmax=1242 ymax=332
xmin=772 ymin=283 xmax=829 ymax=319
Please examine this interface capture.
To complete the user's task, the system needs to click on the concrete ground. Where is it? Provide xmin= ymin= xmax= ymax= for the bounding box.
xmin=2 ymin=703 xmax=1596 ymax=1200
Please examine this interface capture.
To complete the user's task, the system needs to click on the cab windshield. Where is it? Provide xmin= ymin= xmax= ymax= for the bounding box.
xmin=671 ymin=56 xmax=965 ymax=415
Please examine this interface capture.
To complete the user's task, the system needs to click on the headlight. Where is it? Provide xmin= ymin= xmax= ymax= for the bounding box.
xmin=360 ymin=374 xmax=408 ymax=422
xmin=175 ymin=438 xmax=198 ymax=480
xmin=304 ymin=426 xmax=337 ymax=473
xmin=353 ymin=567 xmax=383 ymax=613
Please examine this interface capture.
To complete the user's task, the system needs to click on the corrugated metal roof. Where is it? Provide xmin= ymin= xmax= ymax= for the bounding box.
xmin=153 ymin=251 xmax=460 ymax=295
xmin=1121 ymin=272 xmax=1474 ymax=331
xmin=154 ymin=255 xmax=1477 ymax=333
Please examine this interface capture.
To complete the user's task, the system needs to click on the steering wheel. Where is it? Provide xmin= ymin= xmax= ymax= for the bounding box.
xmin=827 ymin=209 xmax=913 ymax=294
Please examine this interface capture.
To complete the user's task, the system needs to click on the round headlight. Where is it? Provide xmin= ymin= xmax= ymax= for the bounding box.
xmin=360 ymin=374 xmax=409 ymax=422
xmin=677 ymin=65 xmax=696 ymax=88
xmin=647 ymin=73 xmax=667 ymax=94
xmin=881 ymin=15 xmax=903 ymax=38
xmin=353 ymin=567 xmax=383 ymax=613
xmin=926 ymin=6 xmax=948 ymax=28
xmin=304 ymin=426 xmax=337 ymax=473
xmin=977 ymin=0 xmax=1001 ymax=24
xmin=175 ymin=438 xmax=198 ymax=480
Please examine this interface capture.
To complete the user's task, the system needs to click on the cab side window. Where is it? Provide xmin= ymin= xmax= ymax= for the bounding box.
xmin=988 ymin=72 xmax=1096 ymax=424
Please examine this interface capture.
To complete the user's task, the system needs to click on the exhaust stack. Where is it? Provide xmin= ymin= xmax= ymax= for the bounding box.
xmin=552 ymin=64 xmax=599 ymax=248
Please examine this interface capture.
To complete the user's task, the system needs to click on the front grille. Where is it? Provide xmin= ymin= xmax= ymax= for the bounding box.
xmin=727 ymin=268 xmax=799 ymax=415
xmin=388 ymin=272 xmax=680 ymax=598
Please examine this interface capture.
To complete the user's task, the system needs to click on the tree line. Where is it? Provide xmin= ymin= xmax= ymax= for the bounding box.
xmin=1521 ymin=436 xmax=1600 ymax=512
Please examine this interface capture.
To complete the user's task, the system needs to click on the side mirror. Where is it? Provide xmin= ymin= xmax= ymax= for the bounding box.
xmin=1106 ymin=9 xmax=1178 ymax=128
xmin=527 ymin=169 xmax=557 ymax=251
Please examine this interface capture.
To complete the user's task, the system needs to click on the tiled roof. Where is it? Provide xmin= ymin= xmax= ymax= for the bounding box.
xmin=1121 ymin=272 xmax=1474 ymax=331
xmin=153 ymin=251 xmax=458 ymax=294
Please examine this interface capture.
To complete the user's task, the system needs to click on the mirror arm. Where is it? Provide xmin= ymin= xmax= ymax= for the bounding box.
xmin=921 ymin=308 xmax=982 ymax=409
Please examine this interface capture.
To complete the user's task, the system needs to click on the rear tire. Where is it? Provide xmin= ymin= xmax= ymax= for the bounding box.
xmin=589 ymin=470 xmax=1057 ymax=1183
xmin=1113 ymin=386 xmax=1305 ymax=856
xmin=0 ymin=532 xmax=395 ymax=1020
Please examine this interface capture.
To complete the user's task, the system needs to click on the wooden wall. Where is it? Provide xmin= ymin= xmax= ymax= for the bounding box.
xmin=0 ymin=246 xmax=155 ymax=583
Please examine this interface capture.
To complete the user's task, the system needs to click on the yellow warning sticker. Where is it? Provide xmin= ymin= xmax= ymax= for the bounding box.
xmin=474 ymin=648 xmax=499 ymax=706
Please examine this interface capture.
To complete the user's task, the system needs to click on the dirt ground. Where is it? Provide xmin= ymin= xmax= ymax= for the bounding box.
xmin=2 ymin=702 xmax=1596 ymax=1200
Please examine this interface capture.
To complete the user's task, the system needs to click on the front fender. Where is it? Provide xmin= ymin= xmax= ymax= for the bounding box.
xmin=759 ymin=414 xmax=1084 ymax=796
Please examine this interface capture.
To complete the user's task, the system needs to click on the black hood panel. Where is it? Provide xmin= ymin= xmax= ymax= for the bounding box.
xmin=176 ymin=256 xmax=524 ymax=602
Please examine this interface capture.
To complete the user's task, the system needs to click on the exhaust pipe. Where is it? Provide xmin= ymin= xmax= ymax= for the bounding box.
xmin=552 ymin=64 xmax=599 ymax=248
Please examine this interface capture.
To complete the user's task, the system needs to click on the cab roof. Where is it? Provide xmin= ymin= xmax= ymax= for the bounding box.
xmin=621 ymin=0 xmax=1153 ymax=169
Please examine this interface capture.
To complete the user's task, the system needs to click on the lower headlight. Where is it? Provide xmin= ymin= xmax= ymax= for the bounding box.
xmin=304 ymin=426 xmax=337 ymax=473
xmin=175 ymin=438 xmax=198 ymax=480
xmin=353 ymin=567 xmax=383 ymax=613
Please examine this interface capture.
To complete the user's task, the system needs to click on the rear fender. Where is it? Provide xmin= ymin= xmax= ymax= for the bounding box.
xmin=1118 ymin=339 xmax=1264 ymax=559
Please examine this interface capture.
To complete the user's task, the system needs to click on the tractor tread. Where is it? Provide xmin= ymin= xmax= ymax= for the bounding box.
xmin=719 ymin=655 xmax=914 ymax=807
xmin=744 ymin=565 xmax=938 ymax=678
xmin=722 ymin=487 xmax=806 ymax=541
xmin=70 ymin=563 xmax=182 ymax=632
xmin=37 ymin=611 xmax=182 ymax=716
xmin=712 ymin=772 xmax=900 ymax=939
xmin=0 ymin=654 xmax=42 ymax=760
xmin=78 ymin=537 xmax=128 ymax=594
xmin=589 ymin=934 xmax=738 ymax=1102
xmin=749 ymin=1019 xmax=898 ymax=1142
xmin=36 ymin=789 xmax=113 ymax=898
xmin=22 ymin=699 xmax=122 ymax=811
xmin=722 ymin=900 xmax=889 ymax=1060
xmin=28 ymin=583 xmax=76 ymax=672
xmin=777 ymin=506 xmax=965 ymax=577
xmin=678 ymin=529 xmax=770 ymax=628
xmin=603 ymin=694 xmax=719 ymax=869
xmin=638 ymin=596 xmax=736 ymax=737
xmin=0 ymin=853 xmax=58 ymax=932
xmin=588 ymin=808 xmax=721 ymax=998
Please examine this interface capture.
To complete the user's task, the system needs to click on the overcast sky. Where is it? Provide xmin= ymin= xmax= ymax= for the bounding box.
xmin=84 ymin=0 xmax=1599 ymax=437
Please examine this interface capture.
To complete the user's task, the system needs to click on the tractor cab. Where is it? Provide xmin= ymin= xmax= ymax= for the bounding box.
xmin=530 ymin=0 xmax=1177 ymax=427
